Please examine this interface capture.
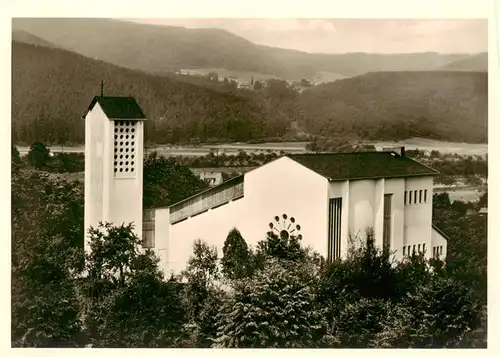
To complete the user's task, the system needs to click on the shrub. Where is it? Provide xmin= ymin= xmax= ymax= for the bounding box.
xmin=27 ymin=142 xmax=51 ymax=169
xmin=221 ymin=228 xmax=252 ymax=280
xmin=333 ymin=298 xmax=392 ymax=348
xmin=317 ymin=231 xmax=399 ymax=308
xmin=375 ymin=277 xmax=482 ymax=348
xmin=214 ymin=259 xmax=326 ymax=348
xmin=81 ymin=223 xmax=186 ymax=347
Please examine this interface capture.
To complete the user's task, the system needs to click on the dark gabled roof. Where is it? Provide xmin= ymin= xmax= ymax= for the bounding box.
xmin=287 ymin=152 xmax=438 ymax=181
xmin=82 ymin=96 xmax=147 ymax=120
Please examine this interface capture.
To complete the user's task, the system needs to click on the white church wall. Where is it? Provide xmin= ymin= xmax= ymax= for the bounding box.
xmin=431 ymin=228 xmax=448 ymax=260
xmin=162 ymin=156 xmax=329 ymax=275
xmin=152 ymin=207 xmax=172 ymax=276
xmin=109 ymin=179 xmax=144 ymax=234
xmin=84 ymin=103 xmax=106 ymax=253
xmin=243 ymin=156 xmax=330 ymax=256
xmin=385 ymin=178 xmax=406 ymax=259
xmin=373 ymin=178 xmax=385 ymax=249
xmin=101 ymin=106 xmax=113 ymax=230
xmin=348 ymin=180 xmax=376 ymax=244
xmin=328 ymin=181 xmax=350 ymax=257
xmin=327 ymin=178 xmax=407 ymax=259
xmin=403 ymin=176 xmax=434 ymax=258
xmin=167 ymin=196 xmax=246 ymax=275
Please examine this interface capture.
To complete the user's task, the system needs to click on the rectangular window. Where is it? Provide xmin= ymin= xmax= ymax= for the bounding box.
xmin=328 ymin=197 xmax=342 ymax=263
xmin=413 ymin=245 xmax=416 ymax=254
xmin=404 ymin=191 xmax=407 ymax=205
xmin=434 ymin=246 xmax=443 ymax=258
xmin=403 ymin=246 xmax=406 ymax=256
xmin=383 ymin=194 xmax=393 ymax=253
xmin=414 ymin=190 xmax=418 ymax=203
xmin=419 ymin=190 xmax=423 ymax=203
xmin=424 ymin=189 xmax=428 ymax=203
xmin=423 ymin=243 xmax=426 ymax=253
xmin=408 ymin=191 xmax=412 ymax=204
xmin=142 ymin=209 xmax=155 ymax=248
xmin=418 ymin=244 xmax=421 ymax=253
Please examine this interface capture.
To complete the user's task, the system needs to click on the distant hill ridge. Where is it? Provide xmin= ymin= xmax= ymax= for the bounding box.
xmin=12 ymin=18 xmax=487 ymax=80
xmin=443 ymin=53 xmax=488 ymax=71
xmin=11 ymin=29 xmax=59 ymax=48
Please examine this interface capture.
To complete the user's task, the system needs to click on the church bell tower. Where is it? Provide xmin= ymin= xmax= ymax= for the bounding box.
xmin=83 ymin=92 xmax=147 ymax=252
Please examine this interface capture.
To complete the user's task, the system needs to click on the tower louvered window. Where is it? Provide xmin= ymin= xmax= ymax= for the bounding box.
xmin=113 ymin=120 xmax=137 ymax=178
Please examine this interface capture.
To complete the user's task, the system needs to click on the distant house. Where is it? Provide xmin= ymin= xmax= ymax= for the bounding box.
xmin=291 ymin=80 xmax=313 ymax=93
xmin=83 ymin=95 xmax=448 ymax=278
xmin=237 ymin=80 xmax=251 ymax=89
xmin=478 ymin=207 xmax=488 ymax=215
xmin=190 ymin=168 xmax=224 ymax=187
xmin=190 ymin=167 xmax=255 ymax=187
xmin=467 ymin=206 xmax=488 ymax=216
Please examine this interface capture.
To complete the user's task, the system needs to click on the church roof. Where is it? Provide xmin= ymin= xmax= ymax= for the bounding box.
xmin=83 ymin=96 xmax=147 ymax=120
xmin=163 ymin=150 xmax=437 ymax=211
xmin=287 ymin=152 xmax=438 ymax=181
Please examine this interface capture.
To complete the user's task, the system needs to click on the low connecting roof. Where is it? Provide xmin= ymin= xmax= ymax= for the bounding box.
xmin=432 ymin=224 xmax=450 ymax=241
xmin=287 ymin=152 xmax=438 ymax=181
xmin=83 ymin=96 xmax=147 ymax=120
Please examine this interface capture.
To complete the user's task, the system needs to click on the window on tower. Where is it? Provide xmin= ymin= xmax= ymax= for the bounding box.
xmin=114 ymin=120 xmax=137 ymax=177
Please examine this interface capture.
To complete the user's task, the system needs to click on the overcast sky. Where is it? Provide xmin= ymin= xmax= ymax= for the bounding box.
xmin=128 ymin=18 xmax=487 ymax=54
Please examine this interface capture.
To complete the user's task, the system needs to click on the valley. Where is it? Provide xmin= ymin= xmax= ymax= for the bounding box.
xmin=16 ymin=138 xmax=488 ymax=158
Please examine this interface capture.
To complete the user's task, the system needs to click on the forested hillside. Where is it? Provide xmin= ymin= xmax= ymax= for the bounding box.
xmin=11 ymin=42 xmax=290 ymax=145
xmin=12 ymin=18 xmax=479 ymax=79
xmin=298 ymin=71 xmax=488 ymax=143
xmin=12 ymin=42 xmax=488 ymax=145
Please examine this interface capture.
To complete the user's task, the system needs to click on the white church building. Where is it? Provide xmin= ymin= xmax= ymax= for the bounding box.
xmin=84 ymin=96 xmax=448 ymax=277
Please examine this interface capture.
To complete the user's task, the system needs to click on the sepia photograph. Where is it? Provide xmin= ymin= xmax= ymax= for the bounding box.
xmin=8 ymin=1 xmax=494 ymax=350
